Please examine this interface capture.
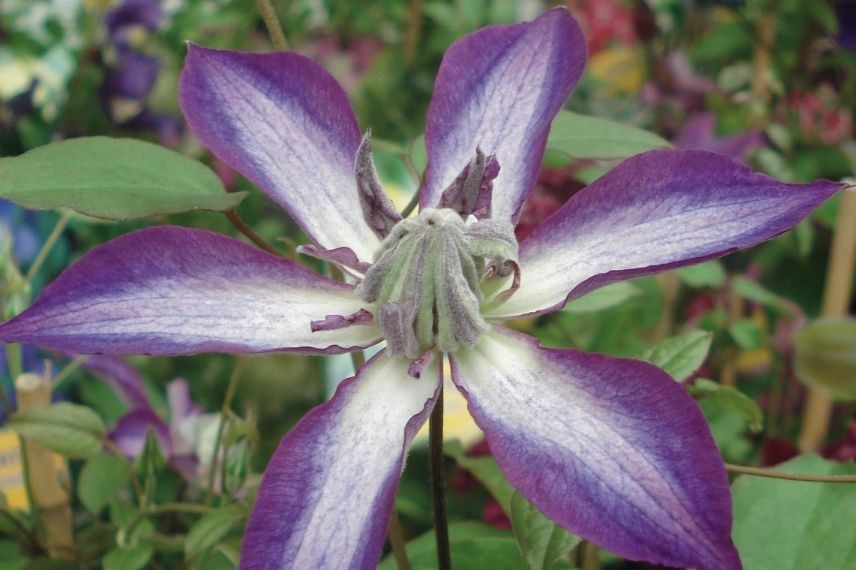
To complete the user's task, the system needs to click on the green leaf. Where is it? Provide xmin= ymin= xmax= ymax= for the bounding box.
xmin=78 ymin=454 xmax=130 ymax=513
xmin=676 ymin=261 xmax=726 ymax=288
xmin=185 ymin=507 xmax=237 ymax=561
xmin=563 ymin=282 xmax=640 ymax=314
xmin=641 ymin=330 xmax=712 ymax=382
xmin=510 ymin=491 xmax=581 ymax=570
xmin=794 ymin=318 xmax=856 ymax=398
xmin=732 ymin=454 xmax=856 ymax=569
xmin=729 ymin=319 xmax=764 ymax=350
xmin=731 ymin=277 xmax=790 ymax=314
xmin=689 ymin=379 xmax=763 ymax=432
xmin=445 ymin=439 xmax=514 ymax=514
xmin=7 ymin=402 xmax=105 ymax=458
xmin=378 ymin=522 xmax=526 ymax=570
xmin=0 ymin=137 xmax=246 ymax=220
xmin=409 ymin=135 xmax=427 ymax=175
xmin=547 ymin=111 xmax=670 ymax=160
xmin=103 ymin=545 xmax=152 ymax=570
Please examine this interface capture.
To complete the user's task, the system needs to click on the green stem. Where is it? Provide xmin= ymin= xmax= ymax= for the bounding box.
xmin=256 ymin=0 xmax=288 ymax=50
xmin=104 ymin=439 xmax=145 ymax=501
xmin=388 ymin=510 xmax=412 ymax=570
xmin=52 ymin=356 xmax=87 ymax=392
xmin=0 ymin=507 xmax=42 ymax=552
xmin=25 ymin=211 xmax=71 ymax=283
xmin=726 ymin=463 xmax=856 ymax=483
xmin=400 ymin=191 xmax=420 ymax=219
xmin=429 ymin=384 xmax=451 ymax=570
xmin=225 ymin=209 xmax=283 ymax=257
xmin=206 ymin=357 xmax=244 ymax=505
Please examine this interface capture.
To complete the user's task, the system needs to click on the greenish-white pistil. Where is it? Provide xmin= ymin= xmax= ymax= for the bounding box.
xmin=356 ymin=208 xmax=519 ymax=359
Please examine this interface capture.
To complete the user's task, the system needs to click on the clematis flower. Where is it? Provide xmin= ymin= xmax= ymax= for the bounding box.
xmin=0 ymin=8 xmax=842 ymax=570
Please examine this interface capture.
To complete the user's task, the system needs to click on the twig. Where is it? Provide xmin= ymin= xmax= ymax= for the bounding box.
xmin=726 ymin=463 xmax=856 ymax=483
xmin=25 ymin=210 xmax=71 ymax=282
xmin=206 ymin=357 xmax=245 ymax=505
xmin=256 ymin=0 xmax=288 ymax=50
xmin=225 ymin=209 xmax=282 ymax=257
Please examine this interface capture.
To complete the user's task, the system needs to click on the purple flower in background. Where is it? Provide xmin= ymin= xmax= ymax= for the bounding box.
xmin=675 ymin=113 xmax=765 ymax=161
xmin=101 ymin=0 xmax=180 ymax=144
xmin=0 ymin=8 xmax=842 ymax=570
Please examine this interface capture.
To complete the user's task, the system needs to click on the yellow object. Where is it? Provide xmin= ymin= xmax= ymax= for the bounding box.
xmin=588 ymin=46 xmax=645 ymax=94
xmin=414 ymin=361 xmax=484 ymax=448
xmin=0 ymin=428 xmax=29 ymax=510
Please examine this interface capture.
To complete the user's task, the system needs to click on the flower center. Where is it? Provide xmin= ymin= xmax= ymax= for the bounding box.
xmin=356 ymin=208 xmax=519 ymax=359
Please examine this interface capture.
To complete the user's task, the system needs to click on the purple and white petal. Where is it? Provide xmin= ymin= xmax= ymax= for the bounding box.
xmin=419 ymin=8 xmax=586 ymax=222
xmin=179 ymin=45 xmax=379 ymax=261
xmin=241 ymin=351 xmax=440 ymax=570
xmin=488 ymin=150 xmax=841 ymax=319
xmin=0 ymin=226 xmax=381 ymax=355
xmin=450 ymin=327 xmax=740 ymax=570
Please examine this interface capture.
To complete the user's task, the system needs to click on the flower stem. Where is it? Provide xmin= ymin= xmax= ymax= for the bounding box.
xmin=256 ymin=0 xmax=288 ymax=50
xmin=25 ymin=210 xmax=71 ymax=283
xmin=225 ymin=209 xmax=283 ymax=257
xmin=726 ymin=463 xmax=856 ymax=483
xmin=206 ymin=357 xmax=245 ymax=505
xmin=429 ymin=383 xmax=451 ymax=570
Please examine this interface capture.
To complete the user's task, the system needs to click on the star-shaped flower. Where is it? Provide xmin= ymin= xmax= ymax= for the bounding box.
xmin=0 ymin=8 xmax=841 ymax=570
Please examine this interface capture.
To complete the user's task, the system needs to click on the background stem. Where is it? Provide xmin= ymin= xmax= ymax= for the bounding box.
xmin=256 ymin=0 xmax=288 ymax=50
xmin=726 ymin=463 xmax=856 ymax=483
xmin=429 ymin=384 xmax=451 ymax=570
xmin=798 ymin=189 xmax=856 ymax=450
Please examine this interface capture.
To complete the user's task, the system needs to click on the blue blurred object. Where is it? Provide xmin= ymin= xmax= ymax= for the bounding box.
xmin=0 ymin=200 xmax=40 ymax=265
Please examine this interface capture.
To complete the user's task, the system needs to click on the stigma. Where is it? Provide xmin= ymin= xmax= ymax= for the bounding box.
xmin=356 ymin=208 xmax=519 ymax=359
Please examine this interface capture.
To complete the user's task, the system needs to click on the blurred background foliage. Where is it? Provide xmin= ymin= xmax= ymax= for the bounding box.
xmin=0 ymin=0 xmax=855 ymax=568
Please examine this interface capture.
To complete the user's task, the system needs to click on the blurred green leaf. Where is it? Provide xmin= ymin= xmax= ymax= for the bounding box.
xmin=0 ymin=137 xmax=246 ymax=220
xmin=729 ymin=319 xmax=764 ymax=350
xmin=732 ymin=277 xmax=789 ymax=314
xmin=510 ymin=491 xmax=580 ymax=570
xmin=547 ymin=111 xmax=670 ymax=160
xmin=0 ymin=539 xmax=26 ymax=570
xmin=78 ymin=454 xmax=130 ymax=513
xmin=103 ymin=545 xmax=152 ymax=570
xmin=641 ymin=330 xmax=712 ymax=382
xmin=7 ymin=402 xmax=104 ymax=458
xmin=676 ymin=261 xmax=726 ymax=288
xmin=446 ymin=439 xmax=513 ymax=514
xmin=410 ymin=135 xmax=427 ymax=175
xmin=689 ymin=379 xmax=763 ymax=432
xmin=732 ymin=455 xmax=856 ymax=569
xmin=794 ymin=318 xmax=856 ymax=398
xmin=185 ymin=506 xmax=238 ymax=562
xmin=563 ymin=282 xmax=641 ymax=314
xmin=378 ymin=522 xmax=525 ymax=570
